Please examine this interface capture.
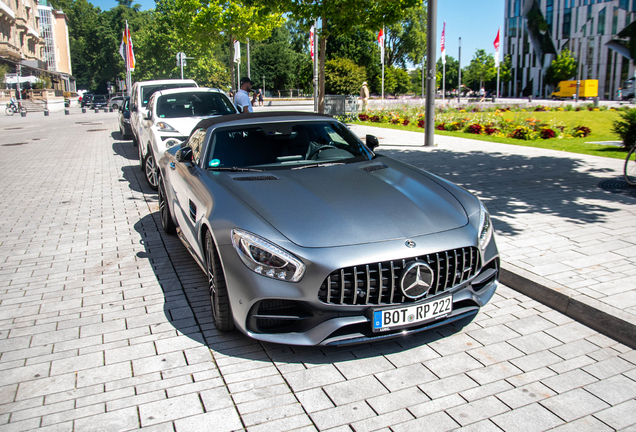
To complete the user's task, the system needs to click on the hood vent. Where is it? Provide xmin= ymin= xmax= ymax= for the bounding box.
xmin=231 ymin=174 xmax=279 ymax=181
xmin=361 ymin=163 xmax=388 ymax=173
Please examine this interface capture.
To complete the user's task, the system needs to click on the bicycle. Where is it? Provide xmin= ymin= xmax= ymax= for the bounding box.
xmin=625 ymin=145 xmax=636 ymax=186
xmin=5 ymin=102 xmax=26 ymax=116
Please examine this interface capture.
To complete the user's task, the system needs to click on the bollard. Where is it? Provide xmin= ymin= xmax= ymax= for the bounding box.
xmin=44 ymin=109 xmax=49 ymax=116
xmin=20 ymin=111 xmax=26 ymax=117
xmin=82 ymin=108 xmax=86 ymax=113
xmin=491 ymin=96 xmax=496 ymax=103
xmin=109 ymin=107 xmax=113 ymax=113
xmin=103 ymin=109 xmax=108 ymax=113
xmin=94 ymin=109 xmax=99 ymax=113
xmin=594 ymin=97 xmax=599 ymax=107
xmin=64 ymin=109 xmax=69 ymax=115
xmin=528 ymin=95 xmax=533 ymax=102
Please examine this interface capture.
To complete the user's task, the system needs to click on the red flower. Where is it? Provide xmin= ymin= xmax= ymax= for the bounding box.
xmin=467 ymin=124 xmax=482 ymax=134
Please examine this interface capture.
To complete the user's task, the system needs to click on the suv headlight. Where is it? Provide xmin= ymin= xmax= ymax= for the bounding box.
xmin=232 ymin=229 xmax=305 ymax=282
xmin=156 ymin=122 xmax=177 ymax=132
xmin=478 ymin=201 xmax=493 ymax=250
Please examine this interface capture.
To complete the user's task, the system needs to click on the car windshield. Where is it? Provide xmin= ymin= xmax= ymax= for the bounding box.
xmin=142 ymin=83 xmax=197 ymax=107
xmin=93 ymin=95 xmax=106 ymax=101
xmin=205 ymin=121 xmax=374 ymax=169
xmin=156 ymin=92 xmax=236 ymax=118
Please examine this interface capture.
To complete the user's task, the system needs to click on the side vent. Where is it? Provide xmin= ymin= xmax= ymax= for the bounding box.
xmin=361 ymin=163 xmax=388 ymax=173
xmin=188 ymin=200 xmax=196 ymax=223
xmin=231 ymin=175 xmax=279 ymax=181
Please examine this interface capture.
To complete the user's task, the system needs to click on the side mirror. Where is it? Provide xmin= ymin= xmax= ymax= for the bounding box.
xmin=144 ymin=110 xmax=152 ymax=120
xmin=176 ymin=146 xmax=194 ymax=165
xmin=366 ymin=134 xmax=380 ymax=150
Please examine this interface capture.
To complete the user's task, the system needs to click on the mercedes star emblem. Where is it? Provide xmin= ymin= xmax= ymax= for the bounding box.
xmin=400 ymin=261 xmax=434 ymax=299
xmin=405 ymin=239 xmax=416 ymax=248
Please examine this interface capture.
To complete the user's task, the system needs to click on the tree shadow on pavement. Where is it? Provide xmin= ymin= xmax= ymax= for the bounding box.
xmin=380 ymin=148 xmax=635 ymax=236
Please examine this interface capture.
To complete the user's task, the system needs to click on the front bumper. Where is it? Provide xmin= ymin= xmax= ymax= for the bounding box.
xmin=218 ymin=227 xmax=499 ymax=346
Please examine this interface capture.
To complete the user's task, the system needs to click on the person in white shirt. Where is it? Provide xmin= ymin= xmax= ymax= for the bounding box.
xmin=234 ymin=77 xmax=257 ymax=113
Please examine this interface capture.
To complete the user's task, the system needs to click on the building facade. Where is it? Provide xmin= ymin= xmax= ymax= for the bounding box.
xmin=504 ymin=0 xmax=635 ymax=100
xmin=0 ymin=0 xmax=74 ymax=94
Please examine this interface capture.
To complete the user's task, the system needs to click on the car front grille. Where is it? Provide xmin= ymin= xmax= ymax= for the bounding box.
xmin=318 ymin=247 xmax=480 ymax=306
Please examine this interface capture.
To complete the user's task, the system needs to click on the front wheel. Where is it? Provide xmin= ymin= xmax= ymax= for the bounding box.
xmin=624 ymin=146 xmax=636 ymax=186
xmin=144 ymin=149 xmax=159 ymax=190
xmin=158 ymin=180 xmax=177 ymax=234
xmin=5 ymin=106 xmax=14 ymax=116
xmin=206 ymin=231 xmax=234 ymax=332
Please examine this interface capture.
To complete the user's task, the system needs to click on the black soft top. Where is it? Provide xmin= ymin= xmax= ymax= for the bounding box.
xmin=193 ymin=111 xmax=335 ymax=131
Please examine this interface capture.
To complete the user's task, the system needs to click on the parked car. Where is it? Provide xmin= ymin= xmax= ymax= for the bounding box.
xmin=129 ymin=79 xmax=198 ymax=148
xmin=118 ymin=97 xmax=132 ymax=140
xmin=157 ymin=112 xmax=500 ymax=346
xmin=80 ymin=93 xmax=94 ymax=107
xmin=90 ymin=95 xmax=108 ymax=109
xmin=138 ymin=88 xmax=237 ymax=190
xmin=109 ymin=96 xmax=125 ymax=109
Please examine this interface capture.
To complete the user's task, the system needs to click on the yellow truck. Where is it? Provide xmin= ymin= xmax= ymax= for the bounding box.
xmin=551 ymin=80 xmax=598 ymax=100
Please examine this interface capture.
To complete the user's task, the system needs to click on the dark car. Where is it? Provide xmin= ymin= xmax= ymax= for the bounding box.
xmin=157 ymin=112 xmax=500 ymax=346
xmin=118 ymin=97 xmax=132 ymax=140
xmin=80 ymin=93 xmax=94 ymax=107
xmin=91 ymin=95 xmax=108 ymax=109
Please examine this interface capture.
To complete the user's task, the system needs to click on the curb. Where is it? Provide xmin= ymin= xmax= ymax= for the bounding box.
xmin=501 ymin=263 xmax=636 ymax=350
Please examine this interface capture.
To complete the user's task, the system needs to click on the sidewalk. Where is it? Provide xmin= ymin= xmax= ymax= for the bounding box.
xmin=350 ymin=124 xmax=636 ymax=349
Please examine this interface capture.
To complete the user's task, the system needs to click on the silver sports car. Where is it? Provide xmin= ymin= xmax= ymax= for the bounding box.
xmin=158 ymin=112 xmax=499 ymax=346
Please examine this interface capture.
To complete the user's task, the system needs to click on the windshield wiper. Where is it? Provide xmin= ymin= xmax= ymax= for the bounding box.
xmin=209 ymin=167 xmax=263 ymax=172
xmin=292 ymin=162 xmax=345 ymax=170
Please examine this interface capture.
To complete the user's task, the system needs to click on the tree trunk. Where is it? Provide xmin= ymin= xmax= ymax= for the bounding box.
xmin=318 ymin=35 xmax=327 ymax=113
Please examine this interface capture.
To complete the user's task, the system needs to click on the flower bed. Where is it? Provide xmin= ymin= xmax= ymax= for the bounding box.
xmin=355 ymin=104 xmax=601 ymax=141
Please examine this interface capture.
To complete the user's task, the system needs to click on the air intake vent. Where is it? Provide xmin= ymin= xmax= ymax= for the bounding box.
xmin=361 ymin=164 xmax=388 ymax=173
xmin=318 ymin=247 xmax=480 ymax=306
xmin=231 ymin=175 xmax=279 ymax=181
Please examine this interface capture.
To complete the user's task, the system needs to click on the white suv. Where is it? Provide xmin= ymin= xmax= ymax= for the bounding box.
xmin=138 ymin=87 xmax=237 ymax=189
xmin=129 ymin=79 xmax=198 ymax=148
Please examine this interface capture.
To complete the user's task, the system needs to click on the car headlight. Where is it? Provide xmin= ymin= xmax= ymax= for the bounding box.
xmin=232 ymin=229 xmax=305 ymax=282
xmin=478 ymin=201 xmax=493 ymax=250
xmin=156 ymin=122 xmax=177 ymax=132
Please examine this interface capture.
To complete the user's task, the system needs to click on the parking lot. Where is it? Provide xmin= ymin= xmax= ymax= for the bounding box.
xmin=1 ymin=110 xmax=636 ymax=431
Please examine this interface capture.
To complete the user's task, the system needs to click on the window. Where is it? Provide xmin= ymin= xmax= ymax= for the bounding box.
xmin=598 ymin=7 xmax=606 ymax=34
xmin=188 ymin=128 xmax=207 ymax=165
xmin=563 ymin=9 xmax=572 ymax=38
xmin=620 ymin=0 xmax=629 ymax=9
xmin=156 ymin=92 xmax=236 ymax=118
xmin=613 ymin=6 xmax=619 ymax=34
xmin=547 ymin=0 xmax=554 ymax=28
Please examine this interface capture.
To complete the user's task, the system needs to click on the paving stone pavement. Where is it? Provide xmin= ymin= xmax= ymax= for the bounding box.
xmin=350 ymin=124 xmax=636 ymax=349
xmin=0 ymin=110 xmax=635 ymax=431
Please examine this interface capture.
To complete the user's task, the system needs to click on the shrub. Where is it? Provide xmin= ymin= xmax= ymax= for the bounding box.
xmin=540 ymin=128 xmax=556 ymax=139
xmin=484 ymin=127 xmax=499 ymax=135
xmin=573 ymin=126 xmax=591 ymax=137
xmin=419 ymin=120 xmax=427 ymax=128
xmin=466 ymin=124 xmax=482 ymax=134
xmin=509 ymin=127 xmax=531 ymax=140
xmin=611 ymin=108 xmax=636 ymax=147
xmin=435 ymin=123 xmax=444 ymax=130
xmin=358 ymin=114 xmax=369 ymax=121
xmin=370 ymin=115 xmax=381 ymax=122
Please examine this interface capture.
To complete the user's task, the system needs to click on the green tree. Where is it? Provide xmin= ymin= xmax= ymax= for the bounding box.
xmin=436 ymin=55 xmax=459 ymax=95
xmin=385 ymin=5 xmax=427 ymax=68
xmin=545 ymin=49 xmax=577 ymax=86
xmin=251 ymin=26 xmax=304 ymax=92
xmin=325 ymin=57 xmax=366 ymax=95
xmin=463 ymin=49 xmax=496 ymax=90
xmin=249 ymin=0 xmax=421 ymax=112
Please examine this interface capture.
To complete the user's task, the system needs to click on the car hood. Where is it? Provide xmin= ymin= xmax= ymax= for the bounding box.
xmin=213 ymin=159 xmax=469 ymax=248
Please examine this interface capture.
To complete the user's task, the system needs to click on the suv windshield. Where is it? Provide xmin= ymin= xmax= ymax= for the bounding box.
xmin=206 ymin=121 xmax=374 ymax=169
xmin=93 ymin=95 xmax=107 ymax=101
xmin=156 ymin=92 xmax=236 ymax=118
xmin=142 ymin=83 xmax=197 ymax=107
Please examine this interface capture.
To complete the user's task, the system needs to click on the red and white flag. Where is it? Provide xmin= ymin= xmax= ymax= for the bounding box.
xmin=119 ymin=20 xmax=136 ymax=71
xmin=310 ymin=26 xmax=315 ymax=61
xmin=494 ymin=27 xmax=501 ymax=67
xmin=378 ymin=27 xmax=384 ymax=64
xmin=441 ymin=21 xmax=446 ymax=64
xmin=233 ymin=39 xmax=240 ymax=63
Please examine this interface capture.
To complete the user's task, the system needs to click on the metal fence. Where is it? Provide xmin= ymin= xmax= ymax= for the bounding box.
xmin=324 ymin=95 xmax=359 ymax=117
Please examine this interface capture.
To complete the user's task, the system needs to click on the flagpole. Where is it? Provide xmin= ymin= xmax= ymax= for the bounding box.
xmin=381 ymin=26 xmax=384 ymax=101
xmin=494 ymin=27 xmax=501 ymax=100
xmin=126 ymin=21 xmax=132 ymax=97
xmin=441 ymin=21 xmax=445 ymax=102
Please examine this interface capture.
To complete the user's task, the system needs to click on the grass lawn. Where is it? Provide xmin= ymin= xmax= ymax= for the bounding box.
xmin=351 ymin=110 xmax=630 ymax=160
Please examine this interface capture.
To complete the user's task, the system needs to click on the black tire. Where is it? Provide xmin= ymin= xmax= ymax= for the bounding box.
xmin=112 ymin=104 xmax=118 ymax=110
xmin=624 ymin=147 xmax=636 ymax=186
xmin=158 ymin=180 xmax=177 ymax=234
xmin=205 ymin=231 xmax=234 ymax=332
xmin=144 ymin=148 xmax=159 ymax=190
xmin=5 ymin=106 xmax=14 ymax=116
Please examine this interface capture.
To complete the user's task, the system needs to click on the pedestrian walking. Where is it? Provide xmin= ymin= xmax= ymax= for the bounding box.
xmin=479 ymin=87 xmax=485 ymax=102
xmin=617 ymin=87 xmax=623 ymax=101
xmin=258 ymin=89 xmax=264 ymax=107
xmin=234 ymin=77 xmax=257 ymax=114
xmin=360 ymin=81 xmax=369 ymax=112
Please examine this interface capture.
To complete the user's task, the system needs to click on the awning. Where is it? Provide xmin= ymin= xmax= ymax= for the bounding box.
xmin=3 ymin=75 xmax=40 ymax=84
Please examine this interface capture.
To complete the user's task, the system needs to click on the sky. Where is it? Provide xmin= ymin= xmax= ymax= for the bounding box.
xmin=88 ymin=0 xmax=505 ymax=64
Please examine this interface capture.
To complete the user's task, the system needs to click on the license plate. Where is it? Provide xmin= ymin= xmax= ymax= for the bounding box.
xmin=371 ymin=295 xmax=453 ymax=332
